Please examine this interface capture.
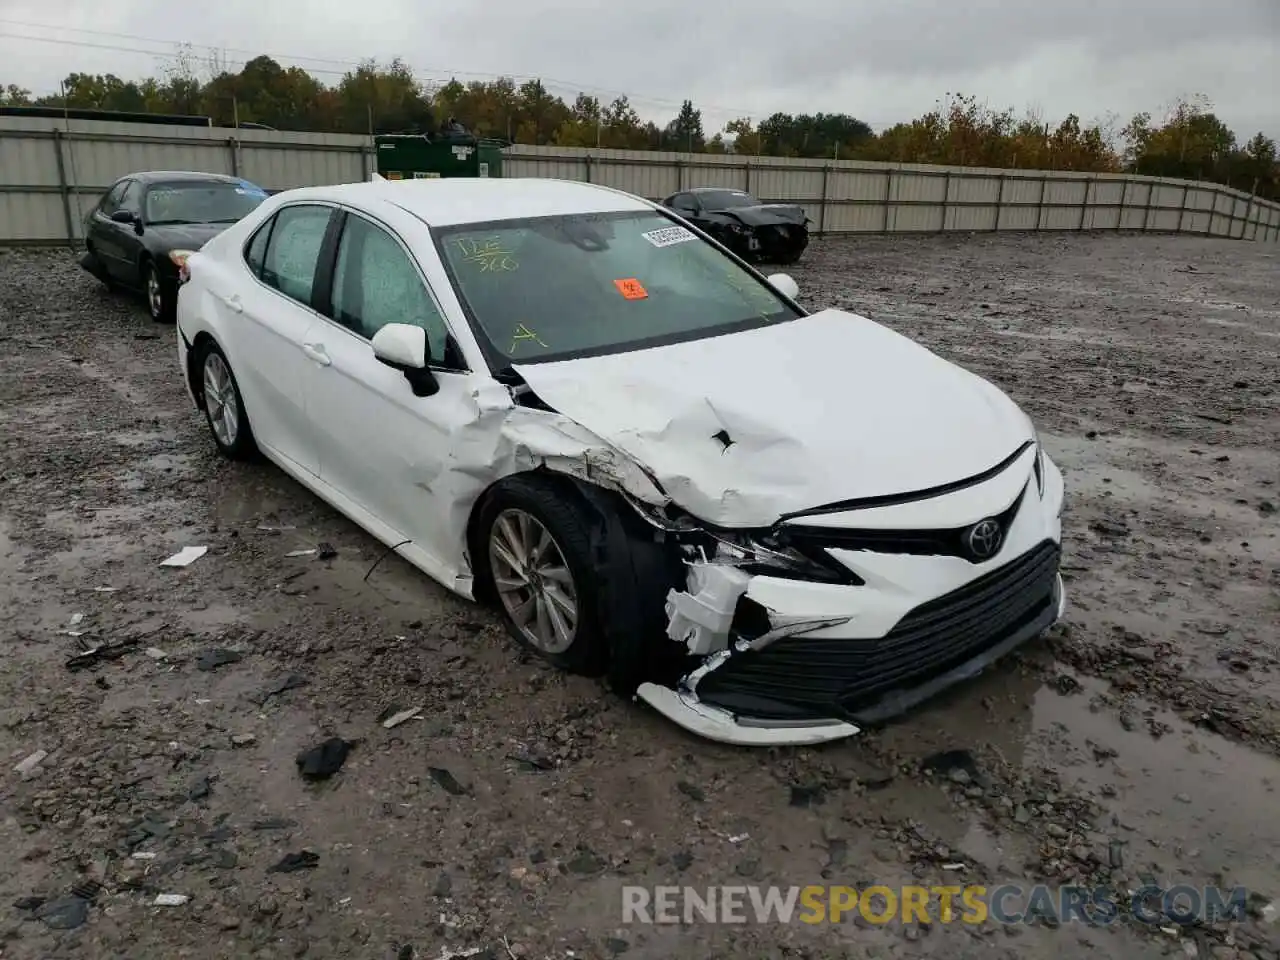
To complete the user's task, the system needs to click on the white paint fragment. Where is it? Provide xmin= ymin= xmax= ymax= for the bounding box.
xmin=160 ymin=546 xmax=208 ymax=567
xmin=153 ymin=893 xmax=190 ymax=906
xmin=664 ymin=563 xmax=751 ymax=655
xmin=15 ymin=750 xmax=48 ymax=779
xmin=381 ymin=706 xmax=423 ymax=729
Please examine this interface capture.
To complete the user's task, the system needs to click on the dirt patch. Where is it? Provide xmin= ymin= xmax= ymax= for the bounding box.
xmin=1 ymin=235 xmax=1277 ymax=959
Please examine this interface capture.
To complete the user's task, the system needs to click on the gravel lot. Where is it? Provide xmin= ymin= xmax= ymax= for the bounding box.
xmin=1 ymin=232 xmax=1278 ymax=960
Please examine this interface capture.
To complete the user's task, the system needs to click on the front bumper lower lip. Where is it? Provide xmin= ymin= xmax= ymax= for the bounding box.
xmin=635 ymin=573 xmax=1066 ymax=747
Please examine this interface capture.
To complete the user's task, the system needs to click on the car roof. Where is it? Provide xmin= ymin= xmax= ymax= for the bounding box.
xmin=275 ymin=177 xmax=653 ymax=228
xmin=126 ymin=171 xmax=245 ymax=185
xmin=689 ymin=187 xmax=752 ymax=194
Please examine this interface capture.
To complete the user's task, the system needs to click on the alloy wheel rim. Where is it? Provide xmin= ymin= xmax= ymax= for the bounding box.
xmin=488 ymin=508 xmax=579 ymax=654
xmin=202 ymin=353 xmax=239 ymax=447
xmin=147 ymin=267 xmax=162 ymax=317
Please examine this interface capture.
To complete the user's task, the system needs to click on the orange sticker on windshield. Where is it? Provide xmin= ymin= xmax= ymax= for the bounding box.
xmin=614 ymin=278 xmax=648 ymax=300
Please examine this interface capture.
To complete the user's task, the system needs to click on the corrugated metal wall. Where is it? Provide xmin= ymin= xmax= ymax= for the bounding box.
xmin=2 ymin=117 xmax=1277 ymax=244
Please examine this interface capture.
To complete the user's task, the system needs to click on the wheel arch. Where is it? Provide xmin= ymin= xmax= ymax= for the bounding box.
xmin=185 ymin=330 xmax=218 ymax=410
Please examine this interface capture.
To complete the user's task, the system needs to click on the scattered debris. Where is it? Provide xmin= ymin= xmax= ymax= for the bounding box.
xmin=230 ymin=733 xmax=257 ymax=747
xmin=14 ymin=749 xmax=48 ymax=779
xmin=153 ymin=893 xmax=191 ymax=906
xmin=196 ymin=648 xmax=243 ymax=672
xmin=145 ymin=646 xmax=168 ymax=660
xmin=160 ymin=546 xmax=208 ymax=567
xmin=381 ymin=705 xmax=423 ymax=729
xmin=427 ymin=767 xmax=467 ymax=796
xmin=316 ymin=541 xmax=338 ymax=559
xmin=267 ymin=850 xmax=320 ymax=873
xmin=285 ymin=549 xmax=316 ymax=558
xmin=65 ymin=636 xmax=142 ymax=671
xmin=35 ymin=895 xmax=89 ymax=930
xmin=296 ymin=737 xmax=353 ymax=780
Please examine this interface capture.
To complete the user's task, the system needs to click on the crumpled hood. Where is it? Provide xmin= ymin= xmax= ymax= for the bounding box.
xmin=513 ymin=310 xmax=1033 ymax=527
xmin=724 ymin=204 xmax=807 ymax=227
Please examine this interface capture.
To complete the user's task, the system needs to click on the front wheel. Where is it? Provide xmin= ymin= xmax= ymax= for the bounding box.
xmin=198 ymin=341 xmax=257 ymax=460
xmin=478 ymin=478 xmax=606 ymax=676
xmin=143 ymin=260 xmax=175 ymax=324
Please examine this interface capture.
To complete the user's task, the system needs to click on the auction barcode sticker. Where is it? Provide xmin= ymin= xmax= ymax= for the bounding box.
xmin=641 ymin=226 xmax=696 ymax=248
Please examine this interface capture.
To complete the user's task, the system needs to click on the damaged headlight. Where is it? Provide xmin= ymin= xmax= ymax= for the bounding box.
xmin=710 ymin=534 xmax=860 ymax=585
xmin=1032 ymin=432 xmax=1046 ymax=499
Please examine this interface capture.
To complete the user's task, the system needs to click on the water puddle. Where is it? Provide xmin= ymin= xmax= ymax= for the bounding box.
xmin=1026 ymin=674 xmax=1279 ymax=895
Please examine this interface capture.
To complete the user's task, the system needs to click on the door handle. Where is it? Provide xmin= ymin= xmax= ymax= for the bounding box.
xmin=218 ymin=293 xmax=243 ymax=313
xmin=301 ymin=342 xmax=331 ymax=366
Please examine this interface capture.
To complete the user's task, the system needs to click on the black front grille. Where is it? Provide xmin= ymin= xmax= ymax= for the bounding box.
xmin=696 ymin=540 xmax=1061 ymax=722
xmin=782 ymin=484 xmax=1027 ymax=563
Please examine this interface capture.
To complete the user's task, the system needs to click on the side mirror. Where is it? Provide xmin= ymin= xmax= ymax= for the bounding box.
xmin=767 ymin=272 xmax=800 ymax=300
xmin=371 ymin=323 xmax=439 ymax=397
xmin=109 ymin=209 xmax=135 ymax=224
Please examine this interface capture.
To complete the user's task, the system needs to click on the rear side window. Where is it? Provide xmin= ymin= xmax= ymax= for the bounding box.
xmin=244 ymin=218 xmax=273 ymax=279
xmin=261 ymin=205 xmax=332 ymax=306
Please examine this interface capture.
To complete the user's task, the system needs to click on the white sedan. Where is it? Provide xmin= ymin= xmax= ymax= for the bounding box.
xmin=175 ymin=177 xmax=1066 ymax=747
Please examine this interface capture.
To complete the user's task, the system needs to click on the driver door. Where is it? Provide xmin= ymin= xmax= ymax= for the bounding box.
xmin=303 ymin=210 xmax=482 ymax=574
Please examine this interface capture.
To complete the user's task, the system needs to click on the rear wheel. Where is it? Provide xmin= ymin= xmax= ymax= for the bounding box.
xmin=143 ymin=260 xmax=174 ymax=323
xmin=198 ymin=341 xmax=257 ymax=460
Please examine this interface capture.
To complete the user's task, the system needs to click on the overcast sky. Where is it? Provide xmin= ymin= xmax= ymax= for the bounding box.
xmin=1 ymin=0 xmax=1276 ymax=140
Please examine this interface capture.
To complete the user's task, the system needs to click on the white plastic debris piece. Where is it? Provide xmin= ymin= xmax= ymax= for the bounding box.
xmin=941 ymin=862 xmax=966 ymax=871
xmin=1260 ymin=900 xmax=1278 ymax=924
xmin=61 ymin=630 xmax=86 ymax=638
xmin=381 ymin=706 xmax=423 ymax=729
xmin=728 ymin=833 xmax=749 ymax=844
xmin=436 ymin=948 xmax=483 ymax=960
xmin=160 ymin=546 xmax=208 ymax=567
xmin=69 ymin=613 xmax=85 ymax=626
xmin=15 ymin=749 xmax=48 ymax=779
xmin=665 ymin=563 xmax=752 ymax=655
xmin=285 ymin=549 xmax=317 ymax=558
xmin=93 ymin=586 xmax=117 ymax=593
xmin=153 ymin=893 xmax=190 ymax=906
xmin=131 ymin=852 xmax=157 ymax=861
xmin=256 ymin=524 xmax=296 ymax=532
xmin=145 ymin=647 xmax=168 ymax=660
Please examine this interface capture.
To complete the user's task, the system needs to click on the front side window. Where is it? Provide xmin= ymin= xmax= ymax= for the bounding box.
xmin=261 ymin=205 xmax=333 ymax=305
xmin=98 ymin=181 xmax=128 ymax=214
xmin=144 ymin=180 xmax=267 ymax=226
xmin=330 ymin=214 xmax=451 ymax=360
xmin=436 ymin=210 xmax=800 ymax=366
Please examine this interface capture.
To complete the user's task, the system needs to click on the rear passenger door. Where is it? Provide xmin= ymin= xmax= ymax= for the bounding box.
xmin=227 ymin=202 xmax=337 ymax=476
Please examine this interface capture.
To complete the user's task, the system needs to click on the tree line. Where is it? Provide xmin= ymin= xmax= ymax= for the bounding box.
xmin=2 ymin=56 xmax=1276 ymax=201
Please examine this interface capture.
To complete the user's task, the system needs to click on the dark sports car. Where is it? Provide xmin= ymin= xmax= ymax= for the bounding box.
xmin=80 ymin=171 xmax=269 ymax=322
xmin=661 ymin=187 xmax=810 ymax=264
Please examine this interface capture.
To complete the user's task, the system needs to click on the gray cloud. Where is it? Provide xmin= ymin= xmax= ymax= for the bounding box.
xmin=2 ymin=0 xmax=1276 ymax=137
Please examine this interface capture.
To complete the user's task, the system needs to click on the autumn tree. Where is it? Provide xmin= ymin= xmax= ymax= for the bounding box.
xmin=1 ymin=83 xmax=33 ymax=105
xmin=666 ymin=99 xmax=704 ymax=151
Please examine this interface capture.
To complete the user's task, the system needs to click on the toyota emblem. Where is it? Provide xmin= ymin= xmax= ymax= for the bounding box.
xmin=964 ymin=518 xmax=1003 ymax=560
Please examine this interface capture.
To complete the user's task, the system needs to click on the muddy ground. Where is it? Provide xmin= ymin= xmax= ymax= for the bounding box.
xmin=1 ymin=232 xmax=1277 ymax=960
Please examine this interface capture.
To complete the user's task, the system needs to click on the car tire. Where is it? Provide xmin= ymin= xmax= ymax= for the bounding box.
xmin=143 ymin=259 xmax=175 ymax=324
xmin=477 ymin=477 xmax=607 ymax=677
xmin=196 ymin=340 xmax=257 ymax=460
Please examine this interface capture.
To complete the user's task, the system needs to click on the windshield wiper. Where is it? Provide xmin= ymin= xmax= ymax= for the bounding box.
xmin=146 ymin=219 xmax=194 ymax=226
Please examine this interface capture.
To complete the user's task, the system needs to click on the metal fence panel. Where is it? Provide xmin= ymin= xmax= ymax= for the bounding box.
xmin=2 ymin=118 xmax=1277 ymax=245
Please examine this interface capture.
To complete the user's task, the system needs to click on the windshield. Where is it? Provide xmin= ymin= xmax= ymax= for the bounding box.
xmin=435 ymin=210 xmax=802 ymax=366
xmin=699 ymin=190 xmax=760 ymax=210
xmin=144 ymin=181 xmax=266 ymax=225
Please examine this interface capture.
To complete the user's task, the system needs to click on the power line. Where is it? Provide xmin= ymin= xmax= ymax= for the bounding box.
xmin=0 ymin=19 xmax=764 ymax=118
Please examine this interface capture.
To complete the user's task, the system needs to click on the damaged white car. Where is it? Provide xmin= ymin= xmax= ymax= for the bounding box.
xmin=175 ymin=177 xmax=1066 ymax=747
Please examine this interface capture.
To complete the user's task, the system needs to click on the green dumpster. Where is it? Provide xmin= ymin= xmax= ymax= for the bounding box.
xmin=374 ymin=134 xmax=506 ymax=180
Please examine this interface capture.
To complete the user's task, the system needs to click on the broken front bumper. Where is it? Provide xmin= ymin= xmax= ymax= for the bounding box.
xmin=635 ymin=449 xmax=1067 ymax=747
